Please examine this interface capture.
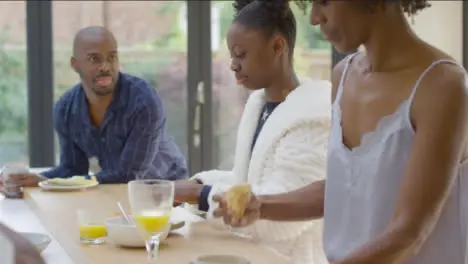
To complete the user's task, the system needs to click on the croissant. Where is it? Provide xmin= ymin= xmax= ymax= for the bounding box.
xmin=225 ymin=184 xmax=252 ymax=220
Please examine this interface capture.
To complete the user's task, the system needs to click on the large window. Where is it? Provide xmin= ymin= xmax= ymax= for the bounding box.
xmin=211 ymin=2 xmax=331 ymax=169
xmin=52 ymin=1 xmax=188 ymax=170
xmin=0 ymin=1 xmax=28 ymax=165
xmin=8 ymin=1 xmax=465 ymax=173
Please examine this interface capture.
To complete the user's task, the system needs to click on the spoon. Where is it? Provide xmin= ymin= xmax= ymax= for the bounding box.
xmin=117 ymin=202 xmax=133 ymax=224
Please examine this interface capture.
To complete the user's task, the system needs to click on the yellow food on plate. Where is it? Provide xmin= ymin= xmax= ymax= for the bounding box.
xmin=47 ymin=176 xmax=97 ymax=186
xmin=225 ymin=184 xmax=252 ymax=220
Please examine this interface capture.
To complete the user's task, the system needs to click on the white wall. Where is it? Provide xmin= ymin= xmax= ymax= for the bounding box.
xmin=410 ymin=1 xmax=463 ymax=62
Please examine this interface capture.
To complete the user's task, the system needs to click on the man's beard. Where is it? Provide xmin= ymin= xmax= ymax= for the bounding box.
xmin=91 ymin=85 xmax=114 ymax=96
xmin=78 ymin=71 xmax=114 ymax=97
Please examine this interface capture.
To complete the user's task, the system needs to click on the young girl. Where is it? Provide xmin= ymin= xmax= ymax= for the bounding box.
xmin=174 ymin=0 xmax=330 ymax=262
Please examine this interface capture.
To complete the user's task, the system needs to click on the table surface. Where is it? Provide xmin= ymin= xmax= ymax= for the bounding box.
xmin=23 ymin=184 xmax=291 ymax=264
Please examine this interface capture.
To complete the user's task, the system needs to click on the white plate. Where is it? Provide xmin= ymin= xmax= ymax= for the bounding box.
xmin=38 ymin=180 xmax=99 ymax=191
xmin=20 ymin=232 xmax=51 ymax=253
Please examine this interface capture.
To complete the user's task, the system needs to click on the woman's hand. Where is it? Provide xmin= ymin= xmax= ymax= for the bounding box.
xmin=212 ymin=192 xmax=262 ymax=227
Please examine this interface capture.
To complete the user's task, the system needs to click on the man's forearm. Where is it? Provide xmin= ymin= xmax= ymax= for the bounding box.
xmin=258 ymin=180 xmax=325 ymax=221
xmin=40 ymin=165 xmax=74 ymax=179
xmin=96 ymin=170 xmax=131 ymax=184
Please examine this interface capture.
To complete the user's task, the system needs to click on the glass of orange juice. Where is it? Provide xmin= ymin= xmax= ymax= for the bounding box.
xmin=128 ymin=180 xmax=174 ymax=263
xmin=77 ymin=208 xmax=107 ymax=245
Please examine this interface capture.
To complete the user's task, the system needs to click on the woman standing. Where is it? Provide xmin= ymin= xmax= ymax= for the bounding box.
xmin=214 ymin=1 xmax=468 ymax=263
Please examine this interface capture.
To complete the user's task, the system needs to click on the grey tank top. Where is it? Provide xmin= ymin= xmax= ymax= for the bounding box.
xmin=323 ymin=53 xmax=468 ymax=263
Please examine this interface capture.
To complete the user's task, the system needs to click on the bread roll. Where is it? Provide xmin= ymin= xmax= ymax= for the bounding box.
xmin=225 ymin=184 xmax=252 ymax=220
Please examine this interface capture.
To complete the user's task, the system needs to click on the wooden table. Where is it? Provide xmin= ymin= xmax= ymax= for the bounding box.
xmin=24 ymin=185 xmax=290 ymax=264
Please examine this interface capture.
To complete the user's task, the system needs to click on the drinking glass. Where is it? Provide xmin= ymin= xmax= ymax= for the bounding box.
xmin=77 ymin=208 xmax=107 ymax=245
xmin=128 ymin=180 xmax=174 ymax=263
xmin=1 ymin=164 xmax=29 ymax=199
xmin=229 ymin=227 xmax=253 ymax=241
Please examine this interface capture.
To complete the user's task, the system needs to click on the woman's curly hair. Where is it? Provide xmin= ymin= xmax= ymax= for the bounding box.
xmin=399 ymin=0 xmax=431 ymax=15
xmin=292 ymin=0 xmax=431 ymax=16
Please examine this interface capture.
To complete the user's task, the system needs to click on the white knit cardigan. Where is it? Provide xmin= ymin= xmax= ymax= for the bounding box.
xmin=192 ymin=78 xmax=331 ymax=263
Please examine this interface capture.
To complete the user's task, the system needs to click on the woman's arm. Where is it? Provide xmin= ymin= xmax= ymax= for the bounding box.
xmin=333 ymin=65 xmax=468 ymax=264
xmin=258 ymin=180 xmax=325 ymax=221
xmin=173 ymin=170 xmax=235 ymax=205
xmin=191 ymin=170 xmax=235 ymax=186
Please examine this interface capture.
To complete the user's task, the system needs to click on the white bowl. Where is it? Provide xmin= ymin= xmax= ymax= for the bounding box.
xmin=20 ymin=232 xmax=51 ymax=253
xmin=105 ymin=216 xmax=184 ymax=248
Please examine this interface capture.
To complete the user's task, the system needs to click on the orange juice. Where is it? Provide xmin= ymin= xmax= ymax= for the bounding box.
xmin=79 ymin=225 xmax=107 ymax=239
xmin=135 ymin=212 xmax=170 ymax=234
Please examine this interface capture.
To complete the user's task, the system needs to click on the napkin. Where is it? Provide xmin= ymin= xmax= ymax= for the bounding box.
xmin=46 ymin=176 xmax=97 ymax=186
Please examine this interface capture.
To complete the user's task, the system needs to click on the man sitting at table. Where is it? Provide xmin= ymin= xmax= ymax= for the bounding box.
xmin=7 ymin=26 xmax=188 ymax=186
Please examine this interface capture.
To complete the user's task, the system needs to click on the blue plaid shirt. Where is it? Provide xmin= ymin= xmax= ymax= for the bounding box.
xmin=41 ymin=72 xmax=188 ymax=183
